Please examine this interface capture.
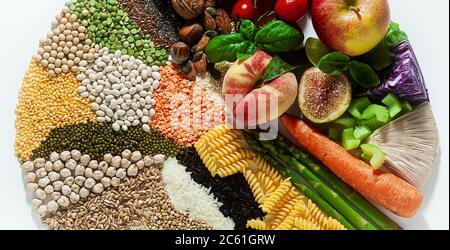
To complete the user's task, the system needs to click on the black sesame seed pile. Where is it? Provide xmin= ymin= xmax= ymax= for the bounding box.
xmin=118 ymin=0 xmax=183 ymax=49
xmin=31 ymin=122 xmax=184 ymax=161
xmin=176 ymin=147 xmax=265 ymax=230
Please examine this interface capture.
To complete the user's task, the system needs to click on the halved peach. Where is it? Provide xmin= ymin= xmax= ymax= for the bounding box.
xmin=223 ymin=51 xmax=298 ymax=125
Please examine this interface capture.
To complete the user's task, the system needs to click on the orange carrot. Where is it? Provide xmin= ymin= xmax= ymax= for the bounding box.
xmin=280 ymin=114 xmax=423 ymax=218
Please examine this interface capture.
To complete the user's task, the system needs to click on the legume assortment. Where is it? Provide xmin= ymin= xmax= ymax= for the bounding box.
xmin=68 ymin=0 xmax=168 ymax=66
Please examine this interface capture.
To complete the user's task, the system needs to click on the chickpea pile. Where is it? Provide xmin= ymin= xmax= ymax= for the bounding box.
xmin=32 ymin=6 xmax=99 ymax=77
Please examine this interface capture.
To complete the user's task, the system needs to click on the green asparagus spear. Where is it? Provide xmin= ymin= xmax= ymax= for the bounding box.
xmin=243 ymin=132 xmax=356 ymax=230
xmin=275 ymin=135 xmax=402 ymax=230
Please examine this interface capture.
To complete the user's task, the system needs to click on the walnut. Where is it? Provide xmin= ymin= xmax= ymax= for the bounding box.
xmin=195 ymin=35 xmax=210 ymax=52
xmin=171 ymin=0 xmax=205 ymax=20
xmin=194 ymin=53 xmax=208 ymax=76
xmin=202 ymin=10 xmax=217 ymax=30
xmin=215 ymin=9 xmax=233 ymax=34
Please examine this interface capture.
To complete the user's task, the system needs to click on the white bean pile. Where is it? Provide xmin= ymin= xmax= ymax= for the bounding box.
xmin=76 ymin=47 xmax=161 ymax=132
xmin=22 ymin=149 xmax=165 ymax=217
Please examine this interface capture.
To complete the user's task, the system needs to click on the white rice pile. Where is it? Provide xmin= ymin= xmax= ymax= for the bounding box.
xmin=161 ymin=158 xmax=235 ymax=230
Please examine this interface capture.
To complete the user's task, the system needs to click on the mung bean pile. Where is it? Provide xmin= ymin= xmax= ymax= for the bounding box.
xmin=14 ymin=0 xmax=296 ymax=231
xmin=30 ymin=122 xmax=184 ymax=161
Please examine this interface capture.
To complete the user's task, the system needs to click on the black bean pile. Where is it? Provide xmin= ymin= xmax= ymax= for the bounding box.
xmin=31 ymin=122 xmax=184 ymax=161
xmin=176 ymin=147 xmax=265 ymax=230
xmin=119 ymin=0 xmax=183 ymax=49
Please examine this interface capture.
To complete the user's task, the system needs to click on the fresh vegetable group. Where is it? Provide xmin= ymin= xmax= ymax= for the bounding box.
xmin=202 ymin=0 xmax=437 ymax=228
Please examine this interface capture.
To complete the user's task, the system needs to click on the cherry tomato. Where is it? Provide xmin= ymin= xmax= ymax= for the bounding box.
xmin=274 ymin=0 xmax=309 ymax=24
xmin=232 ymin=0 xmax=258 ymax=20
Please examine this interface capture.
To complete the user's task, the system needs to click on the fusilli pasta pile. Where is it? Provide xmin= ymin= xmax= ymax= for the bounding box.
xmin=194 ymin=125 xmax=346 ymax=230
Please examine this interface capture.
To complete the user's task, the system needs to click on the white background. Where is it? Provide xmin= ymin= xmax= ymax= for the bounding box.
xmin=0 ymin=0 xmax=448 ymax=230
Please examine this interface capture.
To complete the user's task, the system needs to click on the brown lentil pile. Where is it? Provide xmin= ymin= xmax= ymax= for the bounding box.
xmin=42 ymin=166 xmax=212 ymax=230
xmin=118 ymin=0 xmax=183 ymax=49
xmin=33 ymin=6 xmax=100 ymax=77
xmin=15 ymin=61 xmax=96 ymax=161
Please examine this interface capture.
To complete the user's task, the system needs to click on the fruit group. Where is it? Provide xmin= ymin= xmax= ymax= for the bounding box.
xmin=275 ymin=0 xmax=309 ymax=24
xmin=299 ymin=67 xmax=352 ymax=123
xmin=223 ymin=51 xmax=298 ymax=125
xmin=311 ymin=0 xmax=390 ymax=56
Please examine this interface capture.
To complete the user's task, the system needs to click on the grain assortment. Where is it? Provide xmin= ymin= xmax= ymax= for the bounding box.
xmin=43 ymin=166 xmax=213 ymax=230
xmin=15 ymin=0 xmax=426 ymax=231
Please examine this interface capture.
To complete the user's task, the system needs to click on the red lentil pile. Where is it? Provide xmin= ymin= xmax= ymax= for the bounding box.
xmin=151 ymin=64 xmax=225 ymax=145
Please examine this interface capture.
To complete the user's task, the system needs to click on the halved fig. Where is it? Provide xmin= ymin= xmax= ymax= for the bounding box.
xmin=299 ymin=67 xmax=352 ymax=123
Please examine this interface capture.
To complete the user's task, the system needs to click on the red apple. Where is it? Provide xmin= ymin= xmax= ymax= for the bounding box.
xmin=311 ymin=0 xmax=390 ymax=57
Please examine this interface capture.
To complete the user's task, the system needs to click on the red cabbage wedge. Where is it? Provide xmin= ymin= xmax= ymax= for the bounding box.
xmin=360 ymin=40 xmax=429 ymax=105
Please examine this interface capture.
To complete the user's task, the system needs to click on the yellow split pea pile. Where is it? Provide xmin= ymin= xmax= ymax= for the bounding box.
xmin=15 ymin=61 xmax=96 ymax=161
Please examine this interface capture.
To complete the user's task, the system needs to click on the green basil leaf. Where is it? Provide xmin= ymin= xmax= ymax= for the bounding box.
xmin=239 ymin=20 xmax=257 ymax=41
xmin=236 ymin=41 xmax=256 ymax=60
xmin=205 ymin=33 xmax=249 ymax=63
xmin=318 ymin=52 xmax=351 ymax=76
xmin=254 ymin=20 xmax=304 ymax=53
xmin=348 ymin=61 xmax=381 ymax=88
xmin=262 ymin=56 xmax=298 ymax=83
xmin=366 ymin=40 xmax=395 ymax=71
xmin=305 ymin=37 xmax=332 ymax=66
xmin=386 ymin=21 xmax=408 ymax=47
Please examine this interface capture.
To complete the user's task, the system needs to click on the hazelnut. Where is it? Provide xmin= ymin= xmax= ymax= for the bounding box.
xmin=170 ymin=42 xmax=191 ymax=63
xmin=178 ymin=23 xmax=203 ymax=45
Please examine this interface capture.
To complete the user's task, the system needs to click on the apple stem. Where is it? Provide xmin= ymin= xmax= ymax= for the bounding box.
xmin=349 ymin=6 xmax=360 ymax=14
